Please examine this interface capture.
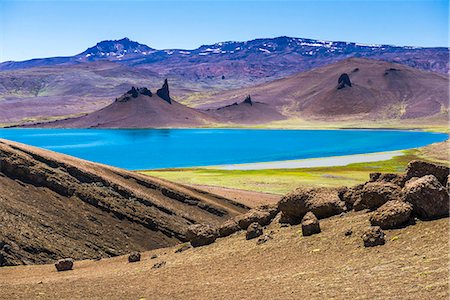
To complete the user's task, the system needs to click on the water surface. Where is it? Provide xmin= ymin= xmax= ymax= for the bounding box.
xmin=0 ymin=129 xmax=446 ymax=170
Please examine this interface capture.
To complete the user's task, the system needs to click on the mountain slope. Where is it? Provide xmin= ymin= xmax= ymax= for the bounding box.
xmin=0 ymin=139 xmax=248 ymax=266
xmin=198 ymin=58 xmax=449 ymax=121
xmin=30 ymin=82 xmax=217 ymax=128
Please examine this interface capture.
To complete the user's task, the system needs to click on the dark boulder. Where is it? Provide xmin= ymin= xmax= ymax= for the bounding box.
xmin=186 ymin=224 xmax=218 ymax=247
xmin=339 ymin=184 xmax=364 ymax=210
xmin=369 ymin=172 xmax=407 ymax=187
xmin=55 ymin=258 xmax=74 ymax=272
xmin=354 ymin=182 xmax=402 ymax=211
xmin=403 ymin=175 xmax=449 ymax=219
xmin=246 ymin=222 xmax=263 ymax=240
xmin=337 ymin=73 xmax=352 ymax=89
xmin=301 ymin=212 xmax=321 ymax=236
xmin=235 ymin=205 xmax=278 ymax=229
xmin=218 ymin=219 xmax=241 ymax=238
xmin=138 ymin=87 xmax=152 ymax=97
xmin=362 ymin=226 xmax=385 ymax=247
xmin=152 ymin=261 xmax=166 ymax=269
xmin=279 ymin=187 xmax=346 ymax=224
xmin=128 ymin=252 xmax=141 ymax=263
xmin=156 ymin=79 xmax=171 ymax=104
xmin=370 ymin=200 xmax=413 ymax=229
xmin=405 ymin=160 xmax=449 ymax=186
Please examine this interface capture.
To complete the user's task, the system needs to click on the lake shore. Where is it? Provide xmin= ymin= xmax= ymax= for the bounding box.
xmin=210 ymin=150 xmax=405 ymax=170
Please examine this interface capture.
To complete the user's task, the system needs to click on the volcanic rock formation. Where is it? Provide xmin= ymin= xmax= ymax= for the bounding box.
xmin=156 ymin=79 xmax=171 ymax=104
xmin=337 ymin=73 xmax=352 ymax=89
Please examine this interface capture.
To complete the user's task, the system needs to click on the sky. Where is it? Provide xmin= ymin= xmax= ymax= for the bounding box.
xmin=0 ymin=0 xmax=448 ymax=62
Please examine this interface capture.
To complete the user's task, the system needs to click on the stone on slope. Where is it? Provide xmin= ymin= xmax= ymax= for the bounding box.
xmin=279 ymin=187 xmax=346 ymax=224
xmin=370 ymin=200 xmax=413 ymax=229
xmin=362 ymin=226 xmax=385 ymax=247
xmin=218 ymin=219 xmax=241 ymax=238
xmin=55 ymin=258 xmax=74 ymax=272
xmin=301 ymin=212 xmax=321 ymax=236
xmin=403 ymin=175 xmax=449 ymax=219
xmin=405 ymin=160 xmax=449 ymax=186
xmin=339 ymin=184 xmax=364 ymax=210
xmin=235 ymin=204 xmax=278 ymax=229
xmin=186 ymin=224 xmax=218 ymax=247
xmin=354 ymin=182 xmax=401 ymax=211
xmin=156 ymin=79 xmax=171 ymax=104
xmin=128 ymin=252 xmax=141 ymax=263
xmin=337 ymin=73 xmax=352 ymax=89
xmin=246 ymin=222 xmax=263 ymax=240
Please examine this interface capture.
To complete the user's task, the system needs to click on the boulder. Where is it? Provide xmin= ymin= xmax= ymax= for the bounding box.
xmin=246 ymin=222 xmax=263 ymax=240
xmin=218 ymin=219 xmax=241 ymax=238
xmin=243 ymin=95 xmax=253 ymax=106
xmin=301 ymin=212 xmax=321 ymax=236
xmin=337 ymin=73 xmax=352 ymax=89
xmin=405 ymin=160 xmax=449 ymax=186
xmin=354 ymin=182 xmax=401 ymax=211
xmin=403 ymin=175 xmax=449 ymax=219
xmin=156 ymin=79 xmax=171 ymax=104
xmin=369 ymin=172 xmax=407 ymax=187
xmin=370 ymin=200 xmax=413 ymax=229
xmin=55 ymin=258 xmax=74 ymax=272
xmin=236 ymin=205 xmax=278 ymax=229
xmin=279 ymin=187 xmax=346 ymax=224
xmin=186 ymin=224 xmax=218 ymax=247
xmin=339 ymin=184 xmax=364 ymax=210
xmin=362 ymin=226 xmax=385 ymax=247
xmin=128 ymin=252 xmax=141 ymax=263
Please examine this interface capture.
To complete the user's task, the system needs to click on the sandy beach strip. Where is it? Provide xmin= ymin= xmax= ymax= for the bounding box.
xmin=211 ymin=150 xmax=404 ymax=170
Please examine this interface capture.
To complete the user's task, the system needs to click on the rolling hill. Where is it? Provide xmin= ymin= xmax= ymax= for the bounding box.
xmin=198 ymin=58 xmax=449 ymax=122
xmin=0 ymin=138 xmax=248 ymax=266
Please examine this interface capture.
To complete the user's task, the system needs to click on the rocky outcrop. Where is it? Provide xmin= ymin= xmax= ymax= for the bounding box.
xmin=405 ymin=160 xmax=449 ymax=186
xmin=246 ymin=223 xmax=263 ymax=240
xmin=337 ymin=73 xmax=351 ymax=89
xmin=354 ymin=182 xmax=402 ymax=211
xmin=156 ymin=79 xmax=171 ymax=104
xmin=301 ymin=212 xmax=321 ymax=236
xmin=116 ymin=87 xmax=152 ymax=102
xmin=362 ymin=226 xmax=385 ymax=247
xmin=55 ymin=258 xmax=74 ymax=271
xmin=370 ymin=200 xmax=413 ymax=229
xmin=218 ymin=220 xmax=241 ymax=238
xmin=186 ymin=224 xmax=218 ymax=247
xmin=369 ymin=173 xmax=407 ymax=187
xmin=403 ymin=175 xmax=449 ymax=219
xmin=339 ymin=184 xmax=364 ymax=210
xmin=279 ymin=187 xmax=346 ymax=224
xmin=235 ymin=205 xmax=279 ymax=229
xmin=243 ymin=95 xmax=253 ymax=106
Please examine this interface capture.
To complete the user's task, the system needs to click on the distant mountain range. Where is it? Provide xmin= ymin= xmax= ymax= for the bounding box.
xmin=1 ymin=36 xmax=448 ymax=77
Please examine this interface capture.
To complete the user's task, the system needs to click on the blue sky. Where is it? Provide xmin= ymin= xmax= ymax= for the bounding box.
xmin=0 ymin=0 xmax=448 ymax=62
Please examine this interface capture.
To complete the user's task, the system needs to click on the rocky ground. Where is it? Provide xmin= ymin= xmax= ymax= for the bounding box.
xmin=0 ymin=158 xmax=448 ymax=299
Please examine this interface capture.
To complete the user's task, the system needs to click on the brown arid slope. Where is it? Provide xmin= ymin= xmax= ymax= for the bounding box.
xmin=0 ymin=139 xmax=248 ymax=266
xmin=30 ymin=82 xmax=217 ymax=128
xmin=0 ymin=211 xmax=447 ymax=299
xmin=198 ymin=58 xmax=449 ymax=122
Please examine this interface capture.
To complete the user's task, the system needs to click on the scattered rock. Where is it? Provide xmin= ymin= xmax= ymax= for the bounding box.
xmin=301 ymin=212 xmax=321 ymax=236
xmin=246 ymin=222 xmax=263 ymax=240
xmin=186 ymin=224 xmax=218 ymax=247
xmin=150 ymin=254 xmax=158 ymax=259
xmin=218 ymin=220 xmax=241 ymax=238
xmin=370 ymin=200 xmax=413 ymax=229
xmin=175 ymin=244 xmax=191 ymax=253
xmin=369 ymin=172 xmax=407 ymax=187
xmin=256 ymin=233 xmax=273 ymax=245
xmin=152 ymin=261 xmax=166 ymax=269
xmin=337 ymin=73 xmax=352 ymax=89
xmin=405 ymin=160 xmax=449 ymax=186
xmin=156 ymin=79 xmax=171 ymax=104
xmin=403 ymin=175 xmax=449 ymax=219
xmin=362 ymin=226 xmax=385 ymax=247
xmin=355 ymin=182 xmax=401 ymax=211
xmin=344 ymin=229 xmax=353 ymax=236
xmin=128 ymin=252 xmax=141 ymax=263
xmin=54 ymin=258 xmax=74 ymax=272
xmin=279 ymin=187 xmax=346 ymax=224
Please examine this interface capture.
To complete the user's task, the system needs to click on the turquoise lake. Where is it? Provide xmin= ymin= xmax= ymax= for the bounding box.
xmin=0 ymin=129 xmax=447 ymax=170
